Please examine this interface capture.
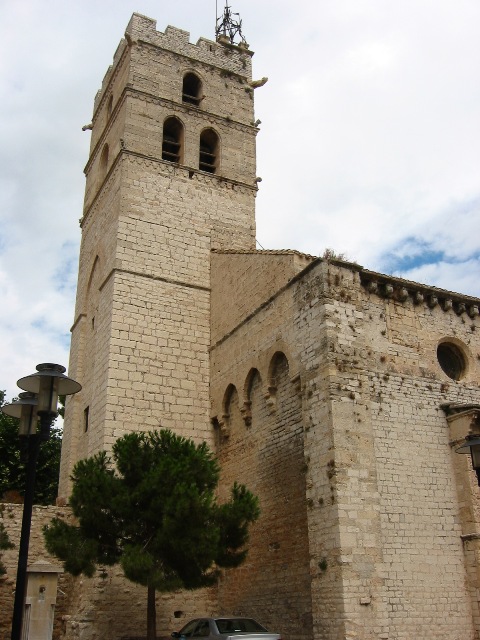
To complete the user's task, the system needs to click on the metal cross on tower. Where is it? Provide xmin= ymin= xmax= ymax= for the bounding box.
xmin=215 ymin=1 xmax=247 ymax=45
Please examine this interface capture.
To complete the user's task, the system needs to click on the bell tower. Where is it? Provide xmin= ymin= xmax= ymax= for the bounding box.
xmin=59 ymin=13 xmax=258 ymax=496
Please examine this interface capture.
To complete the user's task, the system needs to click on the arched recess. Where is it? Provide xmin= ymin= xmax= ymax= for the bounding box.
xmin=74 ymin=254 xmax=103 ymax=457
xmin=162 ymin=116 xmax=184 ymax=164
xmin=86 ymin=255 xmax=100 ymax=293
xmin=99 ymin=143 xmax=109 ymax=181
xmin=199 ymin=128 xmax=219 ymax=174
xmin=266 ymin=351 xmax=290 ymax=413
xmin=216 ymin=383 xmax=237 ymax=439
xmin=81 ymin=250 xmax=106 ymax=312
xmin=85 ymin=255 xmax=101 ymax=337
xmin=182 ymin=72 xmax=202 ymax=106
xmin=242 ymin=368 xmax=262 ymax=427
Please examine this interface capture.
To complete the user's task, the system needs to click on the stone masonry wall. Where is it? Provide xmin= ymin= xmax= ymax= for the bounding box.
xmin=0 ymin=504 xmax=75 ymax=640
xmin=215 ymin=355 xmax=312 ymax=640
xmin=298 ymin=261 xmax=480 ymax=640
xmin=211 ymin=254 xmax=480 ymax=640
xmin=59 ymin=159 xmax=122 ymax=496
xmin=57 ymin=12 xmax=480 ymax=640
xmin=211 ymin=256 xmax=324 ymax=638
xmin=211 ymin=251 xmax=313 ymax=343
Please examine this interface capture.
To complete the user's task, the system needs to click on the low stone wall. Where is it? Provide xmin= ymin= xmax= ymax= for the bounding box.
xmin=1 ymin=501 xmax=219 ymax=640
xmin=0 ymin=503 xmax=74 ymax=640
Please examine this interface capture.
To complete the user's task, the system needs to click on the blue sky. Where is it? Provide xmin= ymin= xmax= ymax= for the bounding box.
xmin=0 ymin=0 xmax=479 ymax=399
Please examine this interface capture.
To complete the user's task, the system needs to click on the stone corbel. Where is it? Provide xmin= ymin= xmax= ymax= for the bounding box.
xmin=469 ymin=305 xmax=479 ymax=318
xmin=240 ymin=401 xmax=252 ymax=427
xmin=265 ymin=385 xmax=277 ymax=414
xmin=215 ymin=413 xmax=231 ymax=439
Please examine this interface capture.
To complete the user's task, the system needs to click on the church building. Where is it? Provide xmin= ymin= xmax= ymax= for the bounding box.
xmin=3 ymin=12 xmax=480 ymax=640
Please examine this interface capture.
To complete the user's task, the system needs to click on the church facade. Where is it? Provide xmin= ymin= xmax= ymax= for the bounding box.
xmin=3 ymin=13 xmax=480 ymax=640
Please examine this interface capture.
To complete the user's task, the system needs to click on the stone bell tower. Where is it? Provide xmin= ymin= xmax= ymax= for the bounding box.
xmin=59 ymin=13 xmax=258 ymax=496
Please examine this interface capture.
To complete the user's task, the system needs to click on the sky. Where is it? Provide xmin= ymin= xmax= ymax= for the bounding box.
xmin=0 ymin=0 xmax=479 ymax=400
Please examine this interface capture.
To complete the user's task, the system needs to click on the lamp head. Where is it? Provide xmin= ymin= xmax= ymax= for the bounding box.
xmin=17 ymin=363 xmax=81 ymax=415
xmin=0 ymin=392 xmax=38 ymax=435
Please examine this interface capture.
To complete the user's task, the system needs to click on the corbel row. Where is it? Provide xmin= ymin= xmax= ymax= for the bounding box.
xmin=363 ymin=278 xmax=479 ymax=318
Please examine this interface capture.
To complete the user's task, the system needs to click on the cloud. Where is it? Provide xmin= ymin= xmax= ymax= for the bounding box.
xmin=397 ymin=258 xmax=480 ymax=297
xmin=0 ymin=0 xmax=479 ymax=398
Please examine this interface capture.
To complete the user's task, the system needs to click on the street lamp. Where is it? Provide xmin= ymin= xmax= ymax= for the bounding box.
xmin=1 ymin=363 xmax=81 ymax=640
xmin=455 ymin=435 xmax=480 ymax=486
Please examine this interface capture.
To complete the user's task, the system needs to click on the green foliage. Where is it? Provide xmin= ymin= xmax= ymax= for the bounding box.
xmin=322 ymin=247 xmax=347 ymax=261
xmin=58 ymin=395 xmax=66 ymax=419
xmin=0 ymin=391 xmax=62 ymax=505
xmin=44 ymin=428 xmax=259 ymax=601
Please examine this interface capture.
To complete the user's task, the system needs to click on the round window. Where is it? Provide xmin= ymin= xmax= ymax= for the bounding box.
xmin=437 ymin=342 xmax=467 ymax=380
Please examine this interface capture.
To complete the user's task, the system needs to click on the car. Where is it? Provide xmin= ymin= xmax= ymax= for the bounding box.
xmin=171 ymin=617 xmax=281 ymax=640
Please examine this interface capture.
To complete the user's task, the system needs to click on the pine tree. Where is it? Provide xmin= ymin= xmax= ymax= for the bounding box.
xmin=44 ymin=429 xmax=259 ymax=640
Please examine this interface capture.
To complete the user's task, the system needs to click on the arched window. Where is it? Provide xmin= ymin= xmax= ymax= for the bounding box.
xmin=182 ymin=72 xmax=202 ymax=106
xmin=199 ymin=129 xmax=219 ymax=174
xmin=162 ymin=117 xmax=184 ymax=164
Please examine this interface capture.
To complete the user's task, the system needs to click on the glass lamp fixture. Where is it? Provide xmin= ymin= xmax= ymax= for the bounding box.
xmin=17 ymin=363 xmax=81 ymax=415
xmin=0 ymin=392 xmax=38 ymax=436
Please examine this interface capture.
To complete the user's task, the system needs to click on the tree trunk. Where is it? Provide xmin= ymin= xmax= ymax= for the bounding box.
xmin=147 ymin=584 xmax=157 ymax=640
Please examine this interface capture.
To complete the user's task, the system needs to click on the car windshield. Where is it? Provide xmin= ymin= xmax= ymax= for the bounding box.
xmin=215 ymin=619 xmax=268 ymax=634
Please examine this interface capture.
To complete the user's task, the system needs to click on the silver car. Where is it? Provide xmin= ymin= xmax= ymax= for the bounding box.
xmin=172 ymin=617 xmax=281 ymax=640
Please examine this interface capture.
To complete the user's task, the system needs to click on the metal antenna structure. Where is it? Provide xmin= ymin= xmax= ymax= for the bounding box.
xmin=215 ymin=1 xmax=247 ymax=45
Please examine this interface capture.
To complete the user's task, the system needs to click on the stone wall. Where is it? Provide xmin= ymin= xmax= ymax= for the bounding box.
xmin=215 ymin=354 xmax=312 ymax=640
xmin=211 ymin=255 xmax=480 ymax=640
xmin=299 ymin=261 xmax=480 ymax=639
xmin=0 ymin=503 xmax=218 ymax=640
xmin=211 ymin=250 xmax=313 ymax=343
xmin=0 ymin=504 xmax=74 ymax=640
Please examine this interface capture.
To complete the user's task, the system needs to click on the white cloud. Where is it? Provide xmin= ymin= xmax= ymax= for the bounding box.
xmin=399 ymin=258 xmax=480 ymax=297
xmin=0 ymin=0 xmax=479 ymax=397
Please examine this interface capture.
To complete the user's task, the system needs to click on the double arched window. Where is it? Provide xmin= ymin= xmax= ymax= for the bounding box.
xmin=161 ymin=119 xmax=220 ymax=175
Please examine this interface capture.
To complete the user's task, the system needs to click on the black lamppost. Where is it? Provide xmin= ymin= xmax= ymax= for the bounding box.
xmin=455 ymin=434 xmax=480 ymax=486
xmin=1 ymin=363 xmax=81 ymax=640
